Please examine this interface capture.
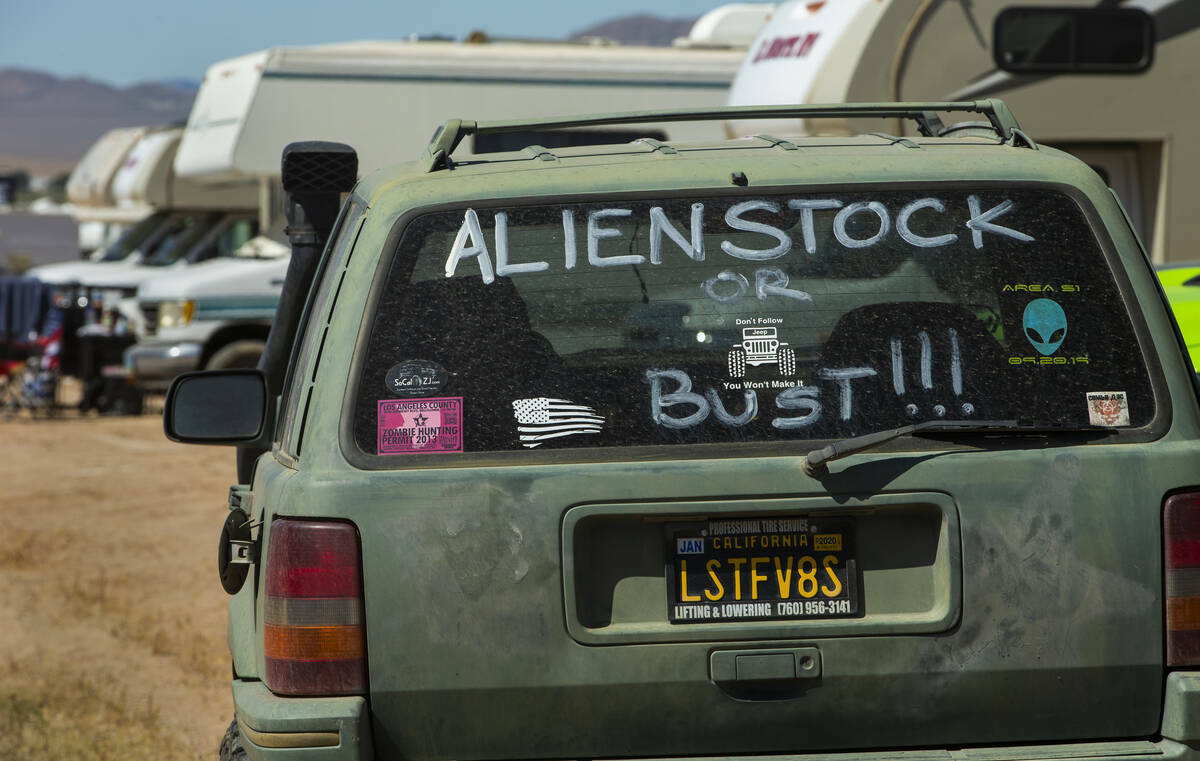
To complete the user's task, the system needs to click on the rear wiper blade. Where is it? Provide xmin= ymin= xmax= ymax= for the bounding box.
xmin=802 ymin=419 xmax=1121 ymax=475
xmin=801 ymin=419 xmax=1022 ymax=476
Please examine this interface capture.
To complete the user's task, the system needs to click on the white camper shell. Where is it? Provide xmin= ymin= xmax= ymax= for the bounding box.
xmin=66 ymin=126 xmax=149 ymax=254
xmin=174 ymin=39 xmax=748 ymax=183
xmin=31 ymin=128 xmax=259 ymax=288
xmin=108 ymin=128 xmax=257 ymax=219
xmin=678 ymin=4 xmax=777 ymax=49
xmin=66 ymin=126 xmax=148 ymax=210
xmin=726 ymin=0 xmax=1200 ymax=263
xmin=127 ymin=31 xmax=763 ymax=388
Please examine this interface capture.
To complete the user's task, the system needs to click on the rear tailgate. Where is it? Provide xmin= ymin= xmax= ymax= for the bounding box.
xmin=348 ymin=443 xmax=1166 ymax=760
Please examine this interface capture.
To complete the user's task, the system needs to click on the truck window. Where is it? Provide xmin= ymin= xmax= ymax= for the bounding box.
xmin=353 ymin=189 xmax=1156 ymax=457
xmin=143 ymin=213 xmax=221 ymax=266
xmin=214 ymin=218 xmax=258 ymax=257
xmin=94 ymin=210 xmax=170 ymax=262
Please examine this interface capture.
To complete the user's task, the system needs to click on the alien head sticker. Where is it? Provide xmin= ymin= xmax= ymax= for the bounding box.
xmin=1023 ymin=298 xmax=1067 ymax=356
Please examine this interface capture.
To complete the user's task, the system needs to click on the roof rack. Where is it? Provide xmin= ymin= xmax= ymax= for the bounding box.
xmin=420 ymin=100 xmax=1026 ymax=172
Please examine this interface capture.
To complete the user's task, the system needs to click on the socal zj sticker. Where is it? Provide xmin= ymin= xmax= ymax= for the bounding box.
xmin=1087 ymin=391 xmax=1129 ymax=427
xmin=378 ymin=397 xmax=462 ymax=454
xmin=384 ymin=359 xmax=447 ymax=398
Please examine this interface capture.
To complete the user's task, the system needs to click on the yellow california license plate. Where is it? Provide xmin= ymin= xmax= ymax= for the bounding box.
xmin=667 ymin=516 xmax=858 ymax=624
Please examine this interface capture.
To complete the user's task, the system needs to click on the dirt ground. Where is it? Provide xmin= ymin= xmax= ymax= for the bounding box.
xmin=1 ymin=408 xmax=237 ymax=760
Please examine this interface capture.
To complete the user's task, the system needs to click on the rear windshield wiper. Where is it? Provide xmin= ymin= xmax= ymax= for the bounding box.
xmin=801 ymin=419 xmax=1116 ymax=476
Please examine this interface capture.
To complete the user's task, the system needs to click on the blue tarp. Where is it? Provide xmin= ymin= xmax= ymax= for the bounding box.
xmin=0 ymin=276 xmax=52 ymax=343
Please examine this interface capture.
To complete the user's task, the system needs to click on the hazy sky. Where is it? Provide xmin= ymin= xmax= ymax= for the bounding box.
xmin=1 ymin=0 xmax=721 ymax=86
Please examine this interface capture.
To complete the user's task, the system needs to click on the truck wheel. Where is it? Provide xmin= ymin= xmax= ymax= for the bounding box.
xmin=728 ymin=348 xmax=746 ymax=378
xmin=777 ymin=347 xmax=796 ymax=377
xmin=206 ymin=340 xmax=266 ymax=371
xmin=219 ymin=719 xmax=249 ymax=761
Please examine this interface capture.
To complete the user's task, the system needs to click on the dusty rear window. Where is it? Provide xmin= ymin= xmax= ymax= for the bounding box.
xmin=353 ymin=189 xmax=1153 ymax=456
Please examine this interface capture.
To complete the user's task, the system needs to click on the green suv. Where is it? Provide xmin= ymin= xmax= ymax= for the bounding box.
xmin=166 ymin=102 xmax=1200 ymax=761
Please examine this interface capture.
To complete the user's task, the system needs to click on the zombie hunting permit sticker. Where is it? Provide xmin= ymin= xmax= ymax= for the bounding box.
xmin=385 ymin=359 xmax=447 ymax=397
xmin=1087 ymin=391 xmax=1129 ymax=427
xmin=378 ymin=397 xmax=463 ymax=454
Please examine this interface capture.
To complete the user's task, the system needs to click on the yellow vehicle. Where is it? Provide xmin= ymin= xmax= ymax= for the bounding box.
xmin=1157 ymin=264 xmax=1200 ymax=367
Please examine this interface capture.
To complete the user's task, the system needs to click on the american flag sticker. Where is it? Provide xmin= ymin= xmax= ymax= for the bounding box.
xmin=511 ymin=397 xmax=604 ymax=448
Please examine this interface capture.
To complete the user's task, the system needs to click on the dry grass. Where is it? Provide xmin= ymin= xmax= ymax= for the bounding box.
xmin=0 ymin=654 xmax=186 ymax=761
xmin=0 ymin=527 xmax=70 ymax=570
xmin=106 ymin=609 xmax=227 ymax=680
xmin=0 ymin=415 xmax=235 ymax=759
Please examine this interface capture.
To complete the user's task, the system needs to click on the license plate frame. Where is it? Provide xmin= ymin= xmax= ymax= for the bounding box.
xmin=666 ymin=516 xmax=859 ymax=624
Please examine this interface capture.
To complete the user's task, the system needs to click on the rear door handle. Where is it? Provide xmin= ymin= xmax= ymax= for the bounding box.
xmin=710 ymin=647 xmax=821 ymax=698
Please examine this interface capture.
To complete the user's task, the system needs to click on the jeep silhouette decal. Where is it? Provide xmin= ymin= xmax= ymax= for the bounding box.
xmin=728 ymin=327 xmax=797 ymax=377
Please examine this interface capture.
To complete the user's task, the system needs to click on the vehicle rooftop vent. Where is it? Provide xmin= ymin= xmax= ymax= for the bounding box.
xmin=281 ymin=141 xmax=358 ymax=194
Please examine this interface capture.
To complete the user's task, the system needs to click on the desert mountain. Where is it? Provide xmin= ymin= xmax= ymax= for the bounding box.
xmin=570 ymin=14 xmax=697 ymax=46
xmin=0 ymin=68 xmax=195 ymax=177
xmin=0 ymin=13 xmax=696 ymax=178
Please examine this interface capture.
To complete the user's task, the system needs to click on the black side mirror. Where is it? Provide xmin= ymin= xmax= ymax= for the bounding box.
xmin=994 ymin=6 xmax=1155 ymax=74
xmin=164 ymin=369 xmax=268 ymax=445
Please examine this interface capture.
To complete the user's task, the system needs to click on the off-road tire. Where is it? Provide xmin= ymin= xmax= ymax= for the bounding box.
xmin=777 ymin=347 xmax=797 ymax=377
xmin=728 ymin=348 xmax=746 ymax=378
xmin=206 ymin=340 xmax=267 ymax=371
xmin=219 ymin=719 xmax=249 ymax=761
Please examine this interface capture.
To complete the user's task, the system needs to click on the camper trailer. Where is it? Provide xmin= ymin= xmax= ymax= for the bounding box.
xmin=126 ymin=19 xmax=768 ymax=388
xmin=64 ymin=126 xmax=149 ymax=256
xmin=26 ymin=127 xmax=258 ymax=410
xmin=726 ymin=0 xmax=1199 ymax=263
xmin=32 ymin=127 xmax=259 ymax=292
xmin=173 ymin=33 xmax=753 ymax=191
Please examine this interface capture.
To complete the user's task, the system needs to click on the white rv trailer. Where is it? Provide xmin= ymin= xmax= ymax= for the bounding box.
xmin=174 ymin=37 xmax=749 ymax=190
xmin=726 ymin=0 xmax=1200 ymax=264
xmin=32 ymin=127 xmax=259 ymax=287
xmin=65 ymin=126 xmax=149 ymax=255
xmin=127 ymin=24 xmax=765 ymax=386
xmin=681 ymin=3 xmax=777 ymax=48
xmin=107 ymin=128 xmax=257 ymax=220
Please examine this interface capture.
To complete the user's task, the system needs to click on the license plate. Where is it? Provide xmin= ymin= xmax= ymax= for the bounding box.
xmin=667 ymin=516 xmax=858 ymax=624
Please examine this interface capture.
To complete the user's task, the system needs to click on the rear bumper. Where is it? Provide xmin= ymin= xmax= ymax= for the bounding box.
xmin=123 ymin=341 xmax=202 ymax=389
xmin=646 ymin=743 xmax=1200 ymax=760
xmin=225 ymin=673 xmax=1200 ymax=761
xmin=231 ymin=679 xmax=372 ymax=761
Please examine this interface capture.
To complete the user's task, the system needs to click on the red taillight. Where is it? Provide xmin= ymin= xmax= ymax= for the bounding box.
xmin=1165 ymin=492 xmax=1200 ymax=666
xmin=264 ymin=519 xmax=366 ymax=696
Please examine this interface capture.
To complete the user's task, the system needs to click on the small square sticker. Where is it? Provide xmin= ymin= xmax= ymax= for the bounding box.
xmin=676 ymin=538 xmax=704 ymax=554
xmin=377 ymin=397 xmax=463 ymax=454
xmin=1086 ymin=391 xmax=1129 ymax=427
